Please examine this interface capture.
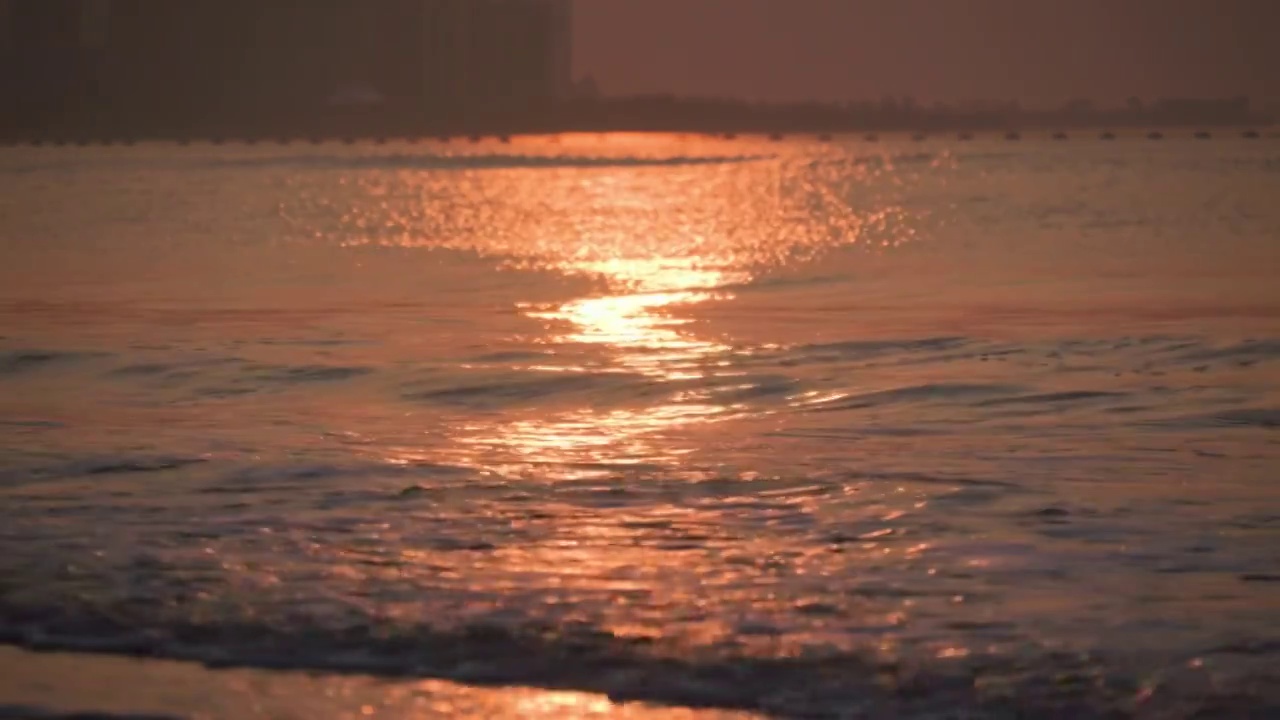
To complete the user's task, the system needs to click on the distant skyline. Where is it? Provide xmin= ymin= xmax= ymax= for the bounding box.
xmin=572 ymin=0 xmax=1280 ymax=107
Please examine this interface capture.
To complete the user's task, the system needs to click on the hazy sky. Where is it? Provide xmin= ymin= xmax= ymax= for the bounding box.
xmin=573 ymin=0 xmax=1280 ymax=107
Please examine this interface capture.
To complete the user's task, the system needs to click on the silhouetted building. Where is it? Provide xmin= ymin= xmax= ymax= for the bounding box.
xmin=421 ymin=0 xmax=572 ymax=120
xmin=2 ymin=0 xmax=574 ymax=134
xmin=1 ymin=0 xmax=104 ymax=127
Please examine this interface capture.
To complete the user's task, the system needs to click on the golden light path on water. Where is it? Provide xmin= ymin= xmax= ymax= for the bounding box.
xmin=7 ymin=133 xmax=1280 ymax=720
xmin=12 ymin=137 xmax=1279 ymax=716
xmin=363 ymin=144 xmax=921 ymax=477
xmin=319 ymin=138 xmax=931 ymax=654
xmin=467 ymin=265 xmax=745 ymax=475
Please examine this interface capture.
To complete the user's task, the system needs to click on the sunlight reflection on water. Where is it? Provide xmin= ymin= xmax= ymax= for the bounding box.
xmin=6 ymin=136 xmax=1277 ymax=715
xmin=335 ymin=144 xmax=923 ymax=476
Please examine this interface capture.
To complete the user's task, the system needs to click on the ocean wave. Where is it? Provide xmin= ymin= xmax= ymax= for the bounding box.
xmin=245 ymin=364 xmax=374 ymax=384
xmin=0 ymin=350 xmax=111 ymax=376
xmin=0 ymin=456 xmax=209 ymax=487
xmin=99 ymin=358 xmax=378 ymax=399
xmin=401 ymin=371 xmax=653 ymax=409
xmin=973 ymin=390 xmax=1130 ymax=408
xmin=211 ymin=152 xmax=773 ymax=172
xmin=1174 ymin=339 xmax=1280 ymax=365
xmin=0 ymin=608 xmax=1276 ymax=717
xmin=0 ymin=150 xmax=774 ymax=175
xmin=0 ymin=705 xmax=182 ymax=720
xmin=795 ymin=337 xmax=970 ymax=361
xmin=807 ymin=383 xmax=1023 ymax=413
xmin=806 ymin=151 xmax=948 ymax=169
xmin=1185 ymin=408 xmax=1280 ymax=430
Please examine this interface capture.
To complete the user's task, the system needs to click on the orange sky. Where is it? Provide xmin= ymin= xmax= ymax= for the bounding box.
xmin=573 ymin=0 xmax=1280 ymax=106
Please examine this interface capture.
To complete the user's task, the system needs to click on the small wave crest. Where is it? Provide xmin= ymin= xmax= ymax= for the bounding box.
xmin=1 ymin=606 xmax=1276 ymax=717
xmin=1165 ymin=407 xmax=1280 ymax=430
xmin=401 ymin=370 xmax=653 ymax=409
xmin=793 ymin=337 xmax=970 ymax=362
xmin=0 ymin=705 xmax=181 ymax=720
xmin=212 ymin=152 xmax=772 ymax=172
xmin=0 ymin=350 xmax=111 ymax=376
xmin=807 ymin=383 xmax=1024 ymax=413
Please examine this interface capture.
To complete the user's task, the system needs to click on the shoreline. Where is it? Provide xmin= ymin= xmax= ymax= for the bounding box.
xmin=0 ymin=645 xmax=760 ymax=720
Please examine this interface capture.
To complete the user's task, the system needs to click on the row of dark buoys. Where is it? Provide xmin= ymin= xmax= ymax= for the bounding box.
xmin=728 ymin=129 xmax=1275 ymax=143
xmin=7 ymin=136 xmax=143 ymax=147
xmin=0 ymin=133 xmax=522 ymax=147
xmin=4 ymin=129 xmax=1275 ymax=148
xmin=808 ymin=129 xmax=1270 ymax=141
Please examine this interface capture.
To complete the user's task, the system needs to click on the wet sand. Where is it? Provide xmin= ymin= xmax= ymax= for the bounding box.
xmin=0 ymin=646 xmax=760 ymax=720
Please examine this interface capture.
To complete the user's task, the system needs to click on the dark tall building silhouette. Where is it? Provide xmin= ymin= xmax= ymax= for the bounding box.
xmin=1 ymin=0 xmax=574 ymax=135
xmin=1 ymin=0 xmax=105 ymax=124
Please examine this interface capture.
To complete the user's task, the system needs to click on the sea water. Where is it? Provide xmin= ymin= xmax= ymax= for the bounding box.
xmin=1 ymin=134 xmax=1278 ymax=717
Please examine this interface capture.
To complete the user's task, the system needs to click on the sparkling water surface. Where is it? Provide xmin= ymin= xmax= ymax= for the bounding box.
xmin=1 ymin=134 xmax=1278 ymax=717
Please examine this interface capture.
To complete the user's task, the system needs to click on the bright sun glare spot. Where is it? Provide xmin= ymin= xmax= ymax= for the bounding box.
xmin=512 ymin=690 xmax=616 ymax=718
